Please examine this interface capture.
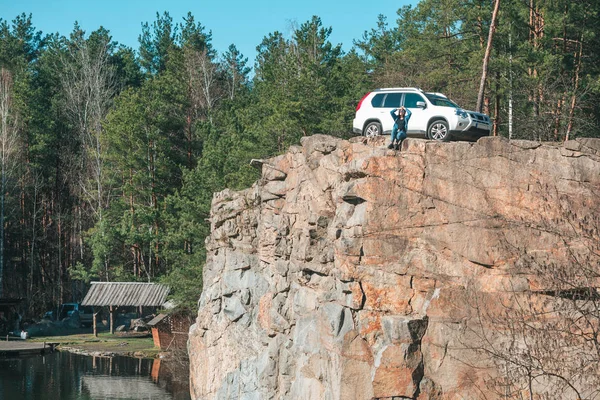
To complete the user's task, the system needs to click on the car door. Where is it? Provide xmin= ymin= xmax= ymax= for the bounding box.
xmin=380 ymin=92 xmax=402 ymax=133
xmin=402 ymin=92 xmax=428 ymax=137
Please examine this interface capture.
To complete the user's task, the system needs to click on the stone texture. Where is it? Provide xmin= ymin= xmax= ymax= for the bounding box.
xmin=189 ymin=134 xmax=600 ymax=399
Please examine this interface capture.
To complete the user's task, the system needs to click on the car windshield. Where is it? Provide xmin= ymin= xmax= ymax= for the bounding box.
xmin=425 ymin=94 xmax=460 ymax=108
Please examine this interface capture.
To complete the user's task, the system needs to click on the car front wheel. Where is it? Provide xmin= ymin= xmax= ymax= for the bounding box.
xmin=428 ymin=120 xmax=450 ymax=141
xmin=363 ymin=122 xmax=382 ymax=137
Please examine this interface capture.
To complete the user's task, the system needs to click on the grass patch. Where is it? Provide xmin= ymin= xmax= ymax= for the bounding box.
xmin=30 ymin=332 xmax=158 ymax=358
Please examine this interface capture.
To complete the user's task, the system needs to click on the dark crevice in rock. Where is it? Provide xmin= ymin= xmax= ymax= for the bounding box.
xmin=438 ymin=342 xmax=449 ymax=368
xmin=301 ymin=268 xmax=328 ymax=278
xmin=411 ymin=360 xmax=425 ymax=400
xmin=336 ymin=307 xmax=346 ymax=336
xmin=411 ymin=316 xmax=429 ymax=345
xmin=358 ymin=281 xmax=367 ymax=310
xmin=343 ymin=170 xmax=368 ymax=181
xmin=374 ymin=397 xmax=412 ymax=400
xmin=407 ymin=276 xmax=415 ymax=313
xmin=469 ymin=259 xmax=495 ymax=269
xmin=411 ymin=317 xmax=429 ymax=400
xmin=342 ymin=195 xmax=366 ymax=205
xmin=213 ymin=214 xmax=238 ymax=229
xmin=316 ymin=215 xmax=330 ymax=228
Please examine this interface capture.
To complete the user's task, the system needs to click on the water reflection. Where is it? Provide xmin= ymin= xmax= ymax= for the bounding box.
xmin=82 ymin=375 xmax=172 ymax=399
xmin=0 ymin=351 xmax=190 ymax=400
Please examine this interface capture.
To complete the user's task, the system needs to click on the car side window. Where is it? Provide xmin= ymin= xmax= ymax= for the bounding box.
xmin=404 ymin=93 xmax=425 ymax=108
xmin=371 ymin=93 xmax=385 ymax=108
xmin=383 ymin=93 xmax=402 ymax=108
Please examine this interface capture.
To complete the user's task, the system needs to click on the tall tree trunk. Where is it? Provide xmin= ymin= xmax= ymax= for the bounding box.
xmin=186 ymin=114 xmax=193 ymax=169
xmin=566 ymin=36 xmax=584 ymax=140
xmin=0 ymin=69 xmax=8 ymax=298
xmin=508 ymin=26 xmax=514 ymax=139
xmin=554 ymin=3 xmax=569 ymax=141
xmin=1 ymin=147 xmax=5 ymax=298
xmin=553 ymin=98 xmax=564 ymax=140
xmin=477 ymin=0 xmax=501 ymax=112
xmin=60 ymin=34 xmax=115 ymax=282
xmin=493 ymin=71 xmax=500 ymax=136
xmin=528 ymin=0 xmax=544 ymax=119
xmin=0 ymin=68 xmax=19 ymax=297
xmin=129 ymin=168 xmax=138 ymax=277
xmin=29 ymin=175 xmax=40 ymax=300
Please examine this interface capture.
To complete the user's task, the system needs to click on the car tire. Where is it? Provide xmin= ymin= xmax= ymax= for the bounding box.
xmin=363 ymin=122 xmax=382 ymax=137
xmin=428 ymin=120 xmax=451 ymax=141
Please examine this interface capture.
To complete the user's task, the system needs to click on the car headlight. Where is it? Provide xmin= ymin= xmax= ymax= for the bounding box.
xmin=455 ymin=109 xmax=468 ymax=119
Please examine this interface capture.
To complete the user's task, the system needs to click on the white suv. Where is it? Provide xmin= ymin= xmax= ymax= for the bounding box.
xmin=352 ymin=87 xmax=491 ymax=141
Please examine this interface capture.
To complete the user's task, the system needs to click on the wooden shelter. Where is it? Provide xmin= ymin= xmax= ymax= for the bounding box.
xmin=81 ymin=282 xmax=169 ymax=335
xmin=147 ymin=311 xmax=193 ymax=350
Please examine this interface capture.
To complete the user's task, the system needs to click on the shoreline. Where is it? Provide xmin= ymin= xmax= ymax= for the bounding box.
xmin=57 ymin=345 xmax=158 ymax=359
xmin=29 ymin=332 xmax=163 ymax=359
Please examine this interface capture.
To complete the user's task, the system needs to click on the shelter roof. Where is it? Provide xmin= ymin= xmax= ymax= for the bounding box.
xmin=81 ymin=282 xmax=169 ymax=307
xmin=147 ymin=313 xmax=168 ymax=327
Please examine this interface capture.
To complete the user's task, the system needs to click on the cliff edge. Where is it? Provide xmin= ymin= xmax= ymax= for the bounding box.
xmin=189 ymin=135 xmax=600 ymax=399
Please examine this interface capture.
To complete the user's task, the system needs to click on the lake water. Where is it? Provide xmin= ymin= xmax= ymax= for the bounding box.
xmin=0 ymin=351 xmax=191 ymax=400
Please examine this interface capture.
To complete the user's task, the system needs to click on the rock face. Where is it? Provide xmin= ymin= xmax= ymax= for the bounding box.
xmin=189 ymin=135 xmax=600 ymax=399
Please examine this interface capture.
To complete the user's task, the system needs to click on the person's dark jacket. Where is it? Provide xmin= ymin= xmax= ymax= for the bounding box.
xmin=390 ymin=108 xmax=412 ymax=132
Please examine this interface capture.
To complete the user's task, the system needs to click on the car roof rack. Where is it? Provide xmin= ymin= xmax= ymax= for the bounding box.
xmin=376 ymin=87 xmax=422 ymax=92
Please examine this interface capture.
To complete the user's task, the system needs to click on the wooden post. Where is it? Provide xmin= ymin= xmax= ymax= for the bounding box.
xmin=151 ymin=359 xmax=161 ymax=382
xmin=93 ymin=312 xmax=98 ymax=337
xmin=109 ymin=306 xmax=114 ymax=335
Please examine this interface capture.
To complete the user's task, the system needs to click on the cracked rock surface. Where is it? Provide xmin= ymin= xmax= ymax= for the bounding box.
xmin=189 ymin=135 xmax=600 ymax=400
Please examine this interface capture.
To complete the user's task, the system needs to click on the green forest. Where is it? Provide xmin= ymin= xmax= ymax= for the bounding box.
xmin=0 ymin=0 xmax=598 ymax=316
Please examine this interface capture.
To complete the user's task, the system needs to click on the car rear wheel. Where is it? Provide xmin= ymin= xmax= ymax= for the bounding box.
xmin=363 ymin=122 xmax=382 ymax=137
xmin=428 ymin=120 xmax=450 ymax=141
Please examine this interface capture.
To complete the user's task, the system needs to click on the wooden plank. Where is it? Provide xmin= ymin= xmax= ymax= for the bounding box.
xmin=0 ymin=341 xmax=54 ymax=356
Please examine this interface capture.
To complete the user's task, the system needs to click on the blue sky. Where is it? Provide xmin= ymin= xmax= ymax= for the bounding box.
xmin=1 ymin=0 xmax=415 ymax=67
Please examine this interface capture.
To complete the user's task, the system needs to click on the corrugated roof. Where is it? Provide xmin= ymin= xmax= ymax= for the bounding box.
xmin=81 ymin=282 xmax=170 ymax=307
xmin=147 ymin=313 xmax=168 ymax=327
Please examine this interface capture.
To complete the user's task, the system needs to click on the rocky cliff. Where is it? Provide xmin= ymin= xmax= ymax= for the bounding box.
xmin=189 ymin=135 xmax=600 ymax=399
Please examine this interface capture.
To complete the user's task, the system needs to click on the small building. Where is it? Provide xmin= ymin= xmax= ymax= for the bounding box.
xmin=0 ymin=298 xmax=24 ymax=335
xmin=147 ymin=311 xmax=194 ymax=351
xmin=82 ymin=282 xmax=170 ymax=334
